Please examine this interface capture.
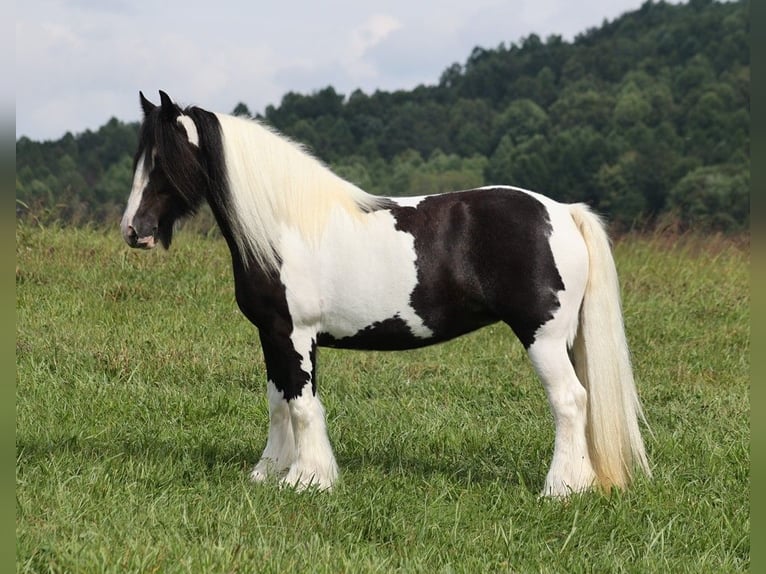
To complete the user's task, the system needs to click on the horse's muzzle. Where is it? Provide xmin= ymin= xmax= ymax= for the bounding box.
xmin=123 ymin=224 xmax=157 ymax=249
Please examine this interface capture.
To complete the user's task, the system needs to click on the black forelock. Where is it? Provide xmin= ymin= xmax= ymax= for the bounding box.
xmin=135 ymin=102 xmax=208 ymax=213
xmin=132 ymin=99 xmax=238 ymax=255
xmin=182 ymin=107 xmax=228 ymax=203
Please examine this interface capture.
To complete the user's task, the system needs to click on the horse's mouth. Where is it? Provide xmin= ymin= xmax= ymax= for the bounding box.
xmin=123 ymin=221 xmax=158 ymax=250
xmin=133 ymin=235 xmax=157 ymax=249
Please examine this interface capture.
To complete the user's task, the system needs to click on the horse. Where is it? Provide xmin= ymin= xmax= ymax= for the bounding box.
xmin=120 ymin=91 xmax=650 ymax=496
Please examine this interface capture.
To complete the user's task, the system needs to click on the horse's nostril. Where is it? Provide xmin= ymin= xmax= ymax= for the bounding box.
xmin=125 ymin=224 xmax=140 ymax=246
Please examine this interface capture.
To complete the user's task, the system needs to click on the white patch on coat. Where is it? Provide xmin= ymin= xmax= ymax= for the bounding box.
xmin=279 ymin=207 xmax=433 ymax=342
xmin=177 ymin=115 xmax=199 ymax=147
xmin=390 ymin=195 xmax=426 ymax=208
xmin=120 ymin=153 xmax=150 ymax=241
xmin=530 ymin=194 xmax=589 ymax=347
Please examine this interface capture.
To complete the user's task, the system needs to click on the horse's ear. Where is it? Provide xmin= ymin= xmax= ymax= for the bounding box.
xmin=158 ymin=90 xmax=179 ymax=121
xmin=159 ymin=90 xmax=173 ymax=108
xmin=139 ymin=91 xmax=156 ymax=117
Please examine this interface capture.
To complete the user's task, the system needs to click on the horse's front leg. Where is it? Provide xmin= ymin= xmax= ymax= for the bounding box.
xmin=249 ymin=380 xmax=295 ymax=482
xmin=252 ymin=328 xmax=338 ymax=491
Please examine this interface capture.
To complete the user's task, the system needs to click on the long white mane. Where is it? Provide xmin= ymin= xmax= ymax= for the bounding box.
xmin=215 ymin=113 xmax=386 ymax=274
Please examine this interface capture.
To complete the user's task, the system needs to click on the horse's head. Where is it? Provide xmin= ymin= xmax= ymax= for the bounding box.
xmin=121 ymin=91 xmax=207 ymax=249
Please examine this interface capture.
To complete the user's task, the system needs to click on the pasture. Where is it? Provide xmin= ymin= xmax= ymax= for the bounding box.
xmin=16 ymin=223 xmax=749 ymax=572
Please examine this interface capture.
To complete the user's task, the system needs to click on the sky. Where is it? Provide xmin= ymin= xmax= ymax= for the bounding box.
xmin=16 ymin=0 xmax=680 ymax=142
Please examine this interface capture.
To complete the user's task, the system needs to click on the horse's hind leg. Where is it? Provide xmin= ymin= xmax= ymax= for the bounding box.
xmin=527 ymin=335 xmax=597 ymax=496
xmin=250 ymin=381 xmax=295 ymax=482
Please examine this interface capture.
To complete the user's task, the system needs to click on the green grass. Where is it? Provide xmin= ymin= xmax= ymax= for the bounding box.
xmin=16 ymin=223 xmax=749 ymax=572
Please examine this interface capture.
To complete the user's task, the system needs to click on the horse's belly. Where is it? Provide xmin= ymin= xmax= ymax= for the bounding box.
xmin=316 ymin=317 xmax=435 ymax=350
xmin=316 ymin=301 xmax=495 ymax=350
xmin=315 ymin=264 xmax=497 ymax=350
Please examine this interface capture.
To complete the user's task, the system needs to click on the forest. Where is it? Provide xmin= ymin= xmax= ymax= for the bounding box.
xmin=15 ymin=0 xmax=750 ymax=232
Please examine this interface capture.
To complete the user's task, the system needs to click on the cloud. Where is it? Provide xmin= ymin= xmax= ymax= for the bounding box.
xmin=65 ymin=0 xmax=131 ymax=14
xmin=360 ymin=16 xmax=464 ymax=89
xmin=16 ymin=5 xmax=285 ymax=137
xmin=344 ymin=13 xmax=403 ymax=81
xmin=270 ymin=13 xmax=404 ymax=100
xmin=16 ymin=0 xmax=678 ymax=140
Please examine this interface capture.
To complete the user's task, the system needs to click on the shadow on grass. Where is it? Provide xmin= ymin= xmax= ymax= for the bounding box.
xmin=17 ymin=430 xmax=549 ymax=493
xmin=337 ymin=446 xmax=548 ymax=492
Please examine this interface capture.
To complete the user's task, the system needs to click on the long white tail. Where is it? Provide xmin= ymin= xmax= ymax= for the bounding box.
xmin=569 ymin=204 xmax=651 ymax=490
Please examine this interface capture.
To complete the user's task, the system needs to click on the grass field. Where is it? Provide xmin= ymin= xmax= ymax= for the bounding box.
xmin=16 ymin=223 xmax=749 ymax=572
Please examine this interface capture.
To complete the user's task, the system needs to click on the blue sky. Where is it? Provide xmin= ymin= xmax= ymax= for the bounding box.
xmin=16 ymin=0 xmax=680 ymax=141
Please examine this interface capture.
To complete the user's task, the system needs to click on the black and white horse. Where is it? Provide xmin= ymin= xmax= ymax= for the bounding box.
xmin=121 ymin=91 xmax=650 ymax=496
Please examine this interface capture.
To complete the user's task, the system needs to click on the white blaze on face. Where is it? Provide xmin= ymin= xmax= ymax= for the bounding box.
xmin=120 ymin=153 xmax=150 ymax=242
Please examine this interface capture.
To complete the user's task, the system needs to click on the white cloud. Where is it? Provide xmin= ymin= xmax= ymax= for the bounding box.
xmin=344 ymin=13 xmax=403 ymax=81
xmin=15 ymin=0 xmax=682 ymax=141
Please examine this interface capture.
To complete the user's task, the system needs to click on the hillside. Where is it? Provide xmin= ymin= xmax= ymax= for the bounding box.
xmin=15 ymin=0 xmax=750 ymax=231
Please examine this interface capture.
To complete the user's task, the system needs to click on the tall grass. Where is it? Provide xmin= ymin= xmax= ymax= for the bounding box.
xmin=16 ymin=224 xmax=749 ymax=572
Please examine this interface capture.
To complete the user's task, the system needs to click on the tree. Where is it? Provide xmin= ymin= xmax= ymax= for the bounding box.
xmin=232 ymin=102 xmax=251 ymax=117
xmin=15 ymin=0 xmax=750 ymax=232
xmin=486 ymin=134 xmax=552 ymax=192
xmin=447 ymin=99 xmax=495 ymax=156
xmin=613 ymin=84 xmax=652 ymax=128
xmin=549 ymin=84 xmax=615 ymax=131
xmin=595 ymin=153 xmax=648 ymax=227
xmin=493 ymin=99 xmax=550 ymax=147
xmin=547 ymin=127 xmax=613 ymax=204
xmin=668 ymin=165 xmax=749 ymax=231
xmin=379 ymin=102 xmax=449 ymax=160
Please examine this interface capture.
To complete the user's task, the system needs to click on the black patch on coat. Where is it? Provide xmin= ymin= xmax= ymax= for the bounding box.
xmin=392 ymin=188 xmax=565 ymax=348
xmin=318 ymin=316 xmax=433 ymax=351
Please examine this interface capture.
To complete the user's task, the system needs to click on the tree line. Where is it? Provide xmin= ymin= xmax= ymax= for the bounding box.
xmin=16 ymin=0 xmax=750 ymax=232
